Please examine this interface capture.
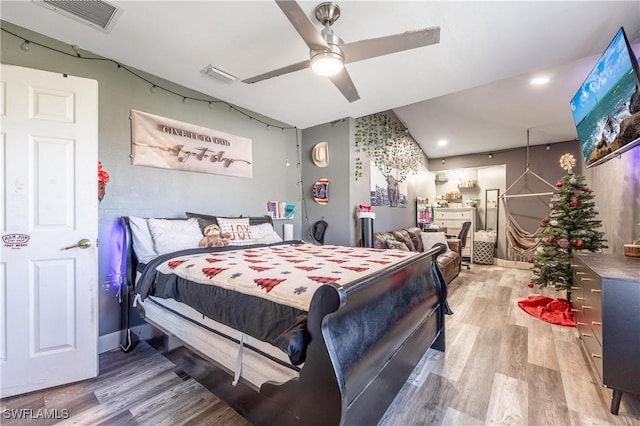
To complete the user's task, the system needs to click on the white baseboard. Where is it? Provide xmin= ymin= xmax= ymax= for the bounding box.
xmin=495 ymin=258 xmax=534 ymax=270
xmin=98 ymin=324 xmax=157 ymax=353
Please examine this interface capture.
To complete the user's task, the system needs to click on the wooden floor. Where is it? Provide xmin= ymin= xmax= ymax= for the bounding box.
xmin=2 ymin=264 xmax=639 ymax=425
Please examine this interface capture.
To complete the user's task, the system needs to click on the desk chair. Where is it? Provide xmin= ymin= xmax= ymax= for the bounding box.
xmin=457 ymin=221 xmax=472 ymax=269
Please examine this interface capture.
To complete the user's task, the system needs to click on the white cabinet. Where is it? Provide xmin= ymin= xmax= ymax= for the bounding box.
xmin=434 ymin=208 xmax=475 ymax=262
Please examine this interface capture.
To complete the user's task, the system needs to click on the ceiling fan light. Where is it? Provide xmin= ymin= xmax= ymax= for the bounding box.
xmin=311 ymin=51 xmax=344 ymax=76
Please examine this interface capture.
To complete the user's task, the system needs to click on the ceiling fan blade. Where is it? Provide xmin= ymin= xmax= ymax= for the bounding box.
xmin=342 ymin=27 xmax=440 ymax=64
xmin=275 ymin=0 xmax=328 ymax=52
xmin=329 ymin=69 xmax=360 ymax=103
xmin=242 ymin=60 xmax=311 ymax=84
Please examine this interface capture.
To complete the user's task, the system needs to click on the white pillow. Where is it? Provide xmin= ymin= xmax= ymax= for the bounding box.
xmin=128 ymin=216 xmax=157 ymax=264
xmin=251 ymin=223 xmax=283 ymax=245
xmin=147 ymin=218 xmax=203 ymax=255
xmin=420 ymin=232 xmax=450 ymax=252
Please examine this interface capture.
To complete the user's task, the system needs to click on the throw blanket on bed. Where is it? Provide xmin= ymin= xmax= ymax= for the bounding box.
xmin=154 ymin=243 xmax=417 ymax=310
xmin=136 ymin=242 xmax=419 ymax=365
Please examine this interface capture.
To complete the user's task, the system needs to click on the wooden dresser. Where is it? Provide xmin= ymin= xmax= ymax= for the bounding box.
xmin=571 ymin=253 xmax=640 ymax=414
xmin=433 ymin=208 xmax=475 ymax=262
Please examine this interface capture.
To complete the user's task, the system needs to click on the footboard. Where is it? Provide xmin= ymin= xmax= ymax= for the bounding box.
xmin=294 ymin=245 xmax=446 ymax=426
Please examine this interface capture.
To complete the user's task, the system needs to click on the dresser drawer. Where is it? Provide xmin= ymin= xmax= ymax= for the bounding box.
xmin=574 ymin=269 xmax=603 ymax=344
xmin=434 ymin=210 xmax=473 ymax=220
xmin=580 ymin=331 xmax=604 ymax=381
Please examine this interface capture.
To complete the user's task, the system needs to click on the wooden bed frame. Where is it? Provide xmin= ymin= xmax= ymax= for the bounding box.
xmin=119 ymin=216 xmax=448 ymax=426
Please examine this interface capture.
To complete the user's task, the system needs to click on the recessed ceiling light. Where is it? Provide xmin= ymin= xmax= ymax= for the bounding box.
xmin=531 ymin=76 xmax=550 ymax=85
xmin=437 ymin=139 xmax=448 ymax=147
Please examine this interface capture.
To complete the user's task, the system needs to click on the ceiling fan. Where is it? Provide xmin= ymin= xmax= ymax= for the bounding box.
xmin=242 ymin=1 xmax=440 ymax=103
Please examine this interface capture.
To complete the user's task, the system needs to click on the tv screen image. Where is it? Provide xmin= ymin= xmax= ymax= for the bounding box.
xmin=570 ymin=27 xmax=640 ymax=167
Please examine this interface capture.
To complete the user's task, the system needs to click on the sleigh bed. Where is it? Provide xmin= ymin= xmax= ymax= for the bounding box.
xmin=119 ymin=214 xmax=448 ymax=426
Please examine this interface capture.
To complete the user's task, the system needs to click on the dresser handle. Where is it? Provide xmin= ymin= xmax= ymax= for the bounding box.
xmin=592 ymin=353 xmax=602 ymax=359
xmin=582 ymin=305 xmax=592 ymax=310
xmin=576 ymin=321 xmax=587 ymax=326
xmin=571 ymin=308 xmax=580 ymax=313
xmin=576 ymin=271 xmax=586 ymax=275
xmin=576 ymin=297 xmax=585 ymax=301
xmin=592 ymin=321 xmax=602 ymax=326
xmin=582 ymin=333 xmax=593 ymax=338
xmin=591 ymin=289 xmax=602 ymax=294
xmin=570 ymin=286 xmax=581 ymax=290
xmin=581 ymin=277 xmax=593 ymax=282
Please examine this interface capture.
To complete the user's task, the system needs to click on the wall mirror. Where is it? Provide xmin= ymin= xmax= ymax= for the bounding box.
xmin=485 ymin=189 xmax=499 ymax=235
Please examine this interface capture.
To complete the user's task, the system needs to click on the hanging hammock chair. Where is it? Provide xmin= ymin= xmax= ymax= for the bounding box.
xmin=499 ymin=130 xmax=557 ymax=261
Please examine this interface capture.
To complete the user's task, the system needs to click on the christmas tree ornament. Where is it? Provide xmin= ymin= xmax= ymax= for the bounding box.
xmin=556 ymin=181 xmax=563 ymax=188
xmin=527 ymin=258 xmax=534 ymax=263
xmin=527 ymin=283 xmax=535 ymax=289
xmin=570 ymin=200 xmax=579 ymax=208
xmin=546 ymin=237 xmax=555 ymax=244
xmin=550 ymin=220 xmax=558 ymax=226
xmin=569 ymin=177 xmax=577 ymax=185
xmin=576 ymin=240 xmax=585 ymax=249
xmin=557 ymin=238 xmax=569 ymax=248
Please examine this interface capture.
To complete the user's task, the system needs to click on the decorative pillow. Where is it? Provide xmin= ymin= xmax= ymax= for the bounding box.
xmin=385 ymin=239 xmax=410 ymax=251
xmin=128 ymin=216 xmax=157 ymax=263
xmin=217 ymin=217 xmax=255 ymax=246
xmin=147 ymin=218 xmax=203 ymax=255
xmin=251 ymin=223 xmax=283 ymax=245
xmin=420 ymin=231 xmax=450 ymax=252
xmin=185 ymin=212 xmax=218 ymax=232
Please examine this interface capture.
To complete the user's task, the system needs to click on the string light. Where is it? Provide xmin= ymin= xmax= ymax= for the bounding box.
xmin=2 ymin=27 xmax=296 ymax=134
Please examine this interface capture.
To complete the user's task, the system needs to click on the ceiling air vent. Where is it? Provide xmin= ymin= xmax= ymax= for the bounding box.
xmin=35 ymin=0 xmax=122 ymax=33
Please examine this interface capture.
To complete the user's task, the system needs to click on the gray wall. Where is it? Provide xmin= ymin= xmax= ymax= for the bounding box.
xmin=427 ymin=139 xmax=640 ymax=259
xmin=301 ymin=119 xmax=352 ymax=246
xmin=584 ymin=147 xmax=640 ymax=254
xmin=428 ymin=140 xmax=583 ymax=258
xmin=302 ymin=115 xmax=432 ymax=246
xmin=2 ymin=21 xmax=300 ymax=337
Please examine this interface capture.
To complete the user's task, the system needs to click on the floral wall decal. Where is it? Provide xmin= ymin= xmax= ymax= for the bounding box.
xmin=354 ymin=112 xmax=425 ymax=182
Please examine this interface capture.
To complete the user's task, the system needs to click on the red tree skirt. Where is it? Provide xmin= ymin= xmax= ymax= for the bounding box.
xmin=517 ymin=295 xmax=576 ymax=327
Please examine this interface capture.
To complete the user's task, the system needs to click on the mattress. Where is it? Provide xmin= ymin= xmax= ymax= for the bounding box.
xmin=136 ymin=242 xmax=419 ymax=365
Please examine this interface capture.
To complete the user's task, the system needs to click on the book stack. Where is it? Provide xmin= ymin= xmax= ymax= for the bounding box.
xmin=267 ymin=201 xmax=296 ymax=219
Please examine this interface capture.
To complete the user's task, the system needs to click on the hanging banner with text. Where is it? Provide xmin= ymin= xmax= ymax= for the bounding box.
xmin=131 ymin=109 xmax=253 ymax=178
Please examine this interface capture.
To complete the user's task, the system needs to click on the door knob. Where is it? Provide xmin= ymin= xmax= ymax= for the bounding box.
xmin=62 ymin=238 xmax=92 ymax=250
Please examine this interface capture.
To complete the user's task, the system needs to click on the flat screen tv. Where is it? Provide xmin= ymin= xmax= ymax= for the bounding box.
xmin=570 ymin=27 xmax=640 ymax=167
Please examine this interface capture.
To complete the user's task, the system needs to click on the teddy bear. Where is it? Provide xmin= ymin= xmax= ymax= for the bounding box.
xmin=198 ymin=224 xmax=231 ymax=248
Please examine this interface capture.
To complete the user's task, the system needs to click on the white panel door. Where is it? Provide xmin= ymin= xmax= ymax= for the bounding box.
xmin=1 ymin=64 xmax=98 ymax=398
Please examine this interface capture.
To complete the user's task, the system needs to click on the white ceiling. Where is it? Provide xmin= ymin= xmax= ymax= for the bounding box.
xmin=2 ymin=1 xmax=639 ymax=158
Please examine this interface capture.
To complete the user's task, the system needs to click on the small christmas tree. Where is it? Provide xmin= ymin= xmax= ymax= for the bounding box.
xmin=530 ymin=153 xmax=607 ymax=300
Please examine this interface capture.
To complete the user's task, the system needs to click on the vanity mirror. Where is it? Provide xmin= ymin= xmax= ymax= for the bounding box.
xmin=485 ymin=189 xmax=499 ymax=234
